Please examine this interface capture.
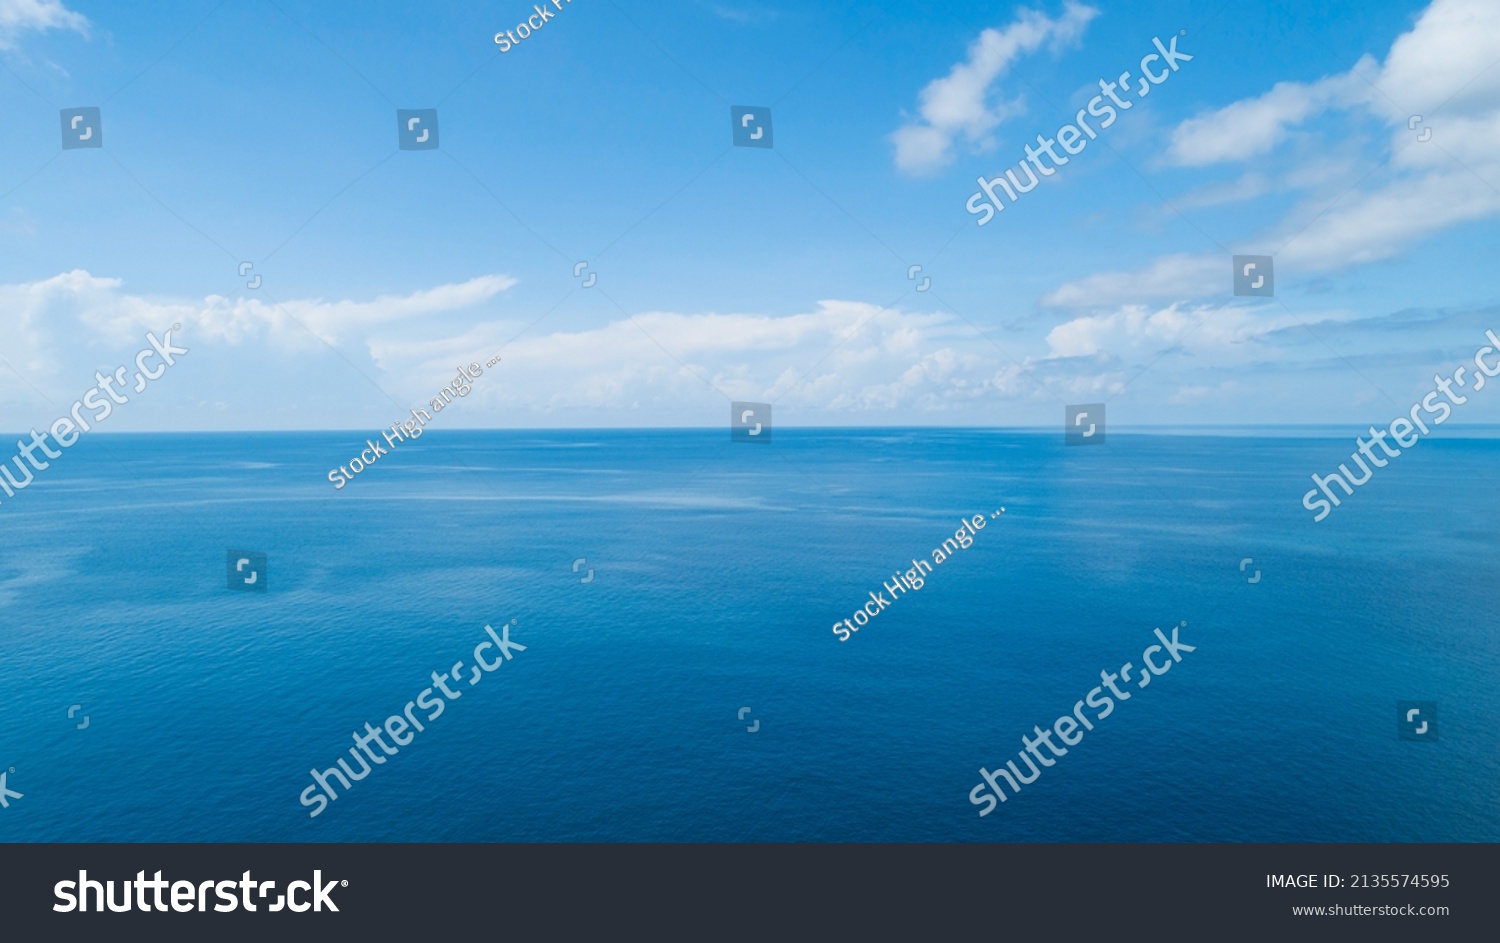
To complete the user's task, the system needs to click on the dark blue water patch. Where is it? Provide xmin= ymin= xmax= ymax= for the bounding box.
xmin=0 ymin=429 xmax=1495 ymax=841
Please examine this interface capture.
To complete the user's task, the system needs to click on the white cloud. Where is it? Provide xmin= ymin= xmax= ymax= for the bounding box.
xmin=1052 ymin=0 xmax=1500 ymax=307
xmin=0 ymin=273 xmax=1069 ymax=418
xmin=1166 ymin=68 xmax=1370 ymax=167
xmin=1042 ymin=253 xmax=1222 ymax=308
xmin=1167 ymin=0 xmax=1500 ymax=169
xmin=0 ymin=271 xmax=516 ymax=402
xmin=0 ymin=0 xmax=88 ymax=49
xmin=892 ymin=2 xmax=1098 ymax=175
xmin=409 ymin=301 xmax=998 ymax=412
xmin=1043 ymin=302 xmax=1301 ymax=358
xmin=351 ymin=299 xmax=1091 ymax=416
xmin=0 ymin=270 xmax=137 ymax=378
xmin=1273 ymin=166 xmax=1500 ymax=270
xmin=1168 ymin=0 xmax=1500 ymax=169
xmin=0 ymin=270 xmax=1408 ymax=428
xmin=1368 ymin=0 xmax=1500 ymax=116
xmin=1 ymin=272 xmax=1403 ymax=427
xmin=291 ymin=275 xmax=511 ymax=344
xmin=188 ymin=274 xmax=517 ymax=347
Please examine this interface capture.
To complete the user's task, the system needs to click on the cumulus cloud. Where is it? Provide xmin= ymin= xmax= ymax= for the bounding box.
xmin=0 ymin=271 xmax=83 ymax=378
xmin=1049 ymin=0 xmax=1500 ymax=307
xmin=0 ymin=273 xmax=1073 ymax=418
xmin=892 ymin=2 xmax=1098 ymax=175
xmin=0 ymin=0 xmax=88 ymax=49
xmin=1167 ymin=0 xmax=1500 ymax=170
xmin=1 ymin=271 xmax=1396 ymax=426
xmin=1043 ymin=301 xmax=1306 ymax=358
xmin=0 ymin=271 xmax=516 ymax=401
xmin=1366 ymin=0 xmax=1500 ymax=118
xmin=1166 ymin=0 xmax=1500 ymax=171
xmin=377 ymin=300 xmax=1034 ymax=413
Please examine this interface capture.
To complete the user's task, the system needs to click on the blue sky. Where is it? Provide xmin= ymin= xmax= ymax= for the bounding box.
xmin=1 ymin=0 xmax=1498 ymax=430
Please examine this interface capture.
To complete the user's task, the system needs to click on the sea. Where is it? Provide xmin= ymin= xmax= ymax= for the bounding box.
xmin=1 ymin=428 xmax=1496 ymax=842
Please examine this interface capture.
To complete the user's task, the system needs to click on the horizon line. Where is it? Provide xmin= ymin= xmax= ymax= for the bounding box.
xmin=12 ymin=422 xmax=1500 ymax=435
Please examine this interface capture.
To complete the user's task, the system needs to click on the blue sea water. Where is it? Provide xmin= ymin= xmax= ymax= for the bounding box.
xmin=0 ymin=428 xmax=1496 ymax=842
